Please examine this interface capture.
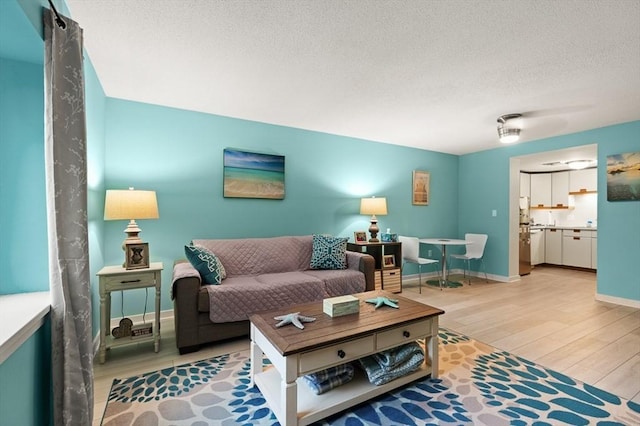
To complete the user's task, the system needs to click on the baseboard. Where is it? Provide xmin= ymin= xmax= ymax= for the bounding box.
xmin=93 ymin=309 xmax=174 ymax=359
xmin=403 ymin=269 xmax=510 ymax=285
xmin=595 ymin=293 xmax=640 ymax=309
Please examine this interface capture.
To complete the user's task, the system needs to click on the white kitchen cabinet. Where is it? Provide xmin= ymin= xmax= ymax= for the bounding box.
xmin=531 ymin=230 xmax=545 ymax=266
xmin=551 ymin=171 xmax=569 ymax=208
xmin=531 ymin=174 xmax=551 ymax=208
xmin=569 ymin=168 xmax=597 ymax=193
xmin=562 ymin=229 xmax=594 ymax=269
xmin=520 ymin=173 xmax=531 ymax=198
xmin=545 ymin=228 xmax=562 ymax=264
xmin=591 ymin=232 xmax=597 ymax=269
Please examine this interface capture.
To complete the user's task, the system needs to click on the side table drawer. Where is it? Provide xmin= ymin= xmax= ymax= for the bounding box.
xmin=299 ymin=335 xmax=374 ymax=374
xmin=376 ymin=318 xmax=432 ymax=350
xmin=103 ymin=271 xmax=155 ymax=288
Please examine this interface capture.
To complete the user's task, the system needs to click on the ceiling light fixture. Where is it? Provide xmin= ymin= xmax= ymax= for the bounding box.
xmin=565 ymin=160 xmax=592 ymax=170
xmin=497 ymin=113 xmax=522 ymax=143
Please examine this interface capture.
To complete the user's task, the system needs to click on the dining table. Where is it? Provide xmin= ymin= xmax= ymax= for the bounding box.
xmin=419 ymin=238 xmax=472 ymax=289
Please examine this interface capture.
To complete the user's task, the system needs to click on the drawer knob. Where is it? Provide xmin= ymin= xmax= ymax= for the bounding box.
xmin=403 ymin=331 xmax=410 ymax=338
xmin=337 ymin=349 xmax=346 ymax=358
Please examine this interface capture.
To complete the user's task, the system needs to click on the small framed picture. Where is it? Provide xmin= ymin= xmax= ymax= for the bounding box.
xmin=125 ymin=242 xmax=149 ymax=270
xmin=383 ymin=254 xmax=396 ymax=268
xmin=354 ymin=231 xmax=368 ymax=244
xmin=412 ymin=170 xmax=430 ymax=205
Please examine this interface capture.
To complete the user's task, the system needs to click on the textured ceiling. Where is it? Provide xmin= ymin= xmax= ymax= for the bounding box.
xmin=65 ymin=0 xmax=640 ymax=161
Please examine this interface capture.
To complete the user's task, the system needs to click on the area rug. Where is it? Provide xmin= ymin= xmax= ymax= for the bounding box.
xmin=101 ymin=329 xmax=640 ymax=425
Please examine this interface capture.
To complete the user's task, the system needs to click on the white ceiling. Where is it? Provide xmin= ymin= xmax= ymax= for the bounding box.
xmin=66 ymin=0 xmax=640 ymax=163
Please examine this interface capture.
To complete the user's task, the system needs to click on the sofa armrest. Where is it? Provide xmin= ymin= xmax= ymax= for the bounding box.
xmin=172 ymin=260 xmax=202 ymax=351
xmin=346 ymin=251 xmax=375 ymax=291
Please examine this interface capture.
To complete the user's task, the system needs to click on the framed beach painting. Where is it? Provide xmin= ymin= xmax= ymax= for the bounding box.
xmin=223 ymin=149 xmax=285 ymax=199
xmin=607 ymin=151 xmax=640 ymax=201
xmin=412 ymin=170 xmax=430 ymax=205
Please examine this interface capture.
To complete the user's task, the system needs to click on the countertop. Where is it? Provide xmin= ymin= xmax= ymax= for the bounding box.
xmin=529 ymin=225 xmax=597 ymax=231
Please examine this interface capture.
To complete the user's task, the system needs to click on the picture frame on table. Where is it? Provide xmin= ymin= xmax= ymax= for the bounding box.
xmin=354 ymin=231 xmax=367 ymax=244
xmin=383 ymin=254 xmax=396 ymax=268
xmin=125 ymin=242 xmax=149 ymax=270
xmin=412 ymin=170 xmax=430 ymax=205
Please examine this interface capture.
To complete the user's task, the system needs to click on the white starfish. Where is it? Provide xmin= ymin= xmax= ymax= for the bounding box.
xmin=273 ymin=312 xmax=316 ymax=329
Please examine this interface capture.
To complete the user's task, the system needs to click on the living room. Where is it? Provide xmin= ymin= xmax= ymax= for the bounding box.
xmin=1 ymin=0 xmax=639 ymax=424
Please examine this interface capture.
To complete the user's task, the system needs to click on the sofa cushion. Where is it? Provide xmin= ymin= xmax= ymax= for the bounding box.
xmin=185 ymin=245 xmax=224 ymax=285
xmin=204 ymin=273 xmax=327 ymax=322
xmin=310 ymin=234 xmax=348 ymax=270
xmin=303 ymin=269 xmax=367 ymax=296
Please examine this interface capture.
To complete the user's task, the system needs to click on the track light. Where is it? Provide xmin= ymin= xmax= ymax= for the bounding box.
xmin=497 ymin=114 xmax=522 ymax=143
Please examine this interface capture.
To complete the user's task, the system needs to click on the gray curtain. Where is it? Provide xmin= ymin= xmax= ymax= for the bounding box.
xmin=44 ymin=9 xmax=93 ymax=425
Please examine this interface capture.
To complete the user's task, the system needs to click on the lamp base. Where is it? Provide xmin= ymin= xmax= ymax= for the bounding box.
xmin=368 ymin=218 xmax=380 ymax=243
xmin=121 ymin=219 xmax=144 ymax=267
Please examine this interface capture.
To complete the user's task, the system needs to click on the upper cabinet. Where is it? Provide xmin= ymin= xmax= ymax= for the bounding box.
xmin=520 ymin=173 xmax=531 ymax=198
xmin=530 ymin=172 xmax=570 ymax=209
xmin=552 ymin=171 xmax=569 ymax=207
xmin=569 ymin=168 xmax=597 ymax=194
xmin=530 ymin=173 xmax=551 ymax=208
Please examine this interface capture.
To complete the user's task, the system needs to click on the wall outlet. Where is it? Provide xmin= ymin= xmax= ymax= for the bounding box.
xmin=492 ymin=209 xmax=497 ymax=217
xmin=428 ymin=250 xmax=432 ymax=257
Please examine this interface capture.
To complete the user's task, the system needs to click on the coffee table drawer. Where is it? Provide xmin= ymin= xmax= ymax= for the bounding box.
xmin=377 ymin=319 xmax=432 ymax=350
xmin=299 ymin=335 xmax=374 ymax=374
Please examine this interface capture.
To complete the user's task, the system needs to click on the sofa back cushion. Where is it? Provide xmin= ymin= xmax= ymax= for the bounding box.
xmin=192 ymin=235 xmax=313 ymax=277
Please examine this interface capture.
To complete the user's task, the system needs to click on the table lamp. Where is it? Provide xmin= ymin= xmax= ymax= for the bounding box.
xmin=360 ymin=196 xmax=387 ymax=242
xmin=104 ymin=188 xmax=159 ymax=266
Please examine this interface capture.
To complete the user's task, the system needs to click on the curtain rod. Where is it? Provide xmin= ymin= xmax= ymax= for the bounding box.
xmin=47 ymin=0 xmax=67 ymax=29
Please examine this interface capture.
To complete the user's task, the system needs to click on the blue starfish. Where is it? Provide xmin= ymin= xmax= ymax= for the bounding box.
xmin=365 ymin=296 xmax=399 ymax=309
xmin=273 ymin=312 xmax=316 ymax=329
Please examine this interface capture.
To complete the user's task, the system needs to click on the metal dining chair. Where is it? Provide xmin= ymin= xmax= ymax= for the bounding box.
xmin=450 ymin=233 xmax=488 ymax=285
xmin=398 ymin=236 xmax=440 ymax=292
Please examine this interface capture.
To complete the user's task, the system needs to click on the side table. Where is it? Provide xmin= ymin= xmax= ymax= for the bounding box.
xmin=96 ymin=262 xmax=163 ymax=364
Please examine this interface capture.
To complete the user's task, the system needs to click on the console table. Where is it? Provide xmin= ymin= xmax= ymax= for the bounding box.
xmin=249 ymin=291 xmax=444 ymax=426
xmin=96 ymin=262 xmax=163 ymax=363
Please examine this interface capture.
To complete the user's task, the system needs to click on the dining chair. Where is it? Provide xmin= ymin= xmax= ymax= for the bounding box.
xmin=398 ymin=236 xmax=440 ymax=292
xmin=450 ymin=233 xmax=488 ymax=285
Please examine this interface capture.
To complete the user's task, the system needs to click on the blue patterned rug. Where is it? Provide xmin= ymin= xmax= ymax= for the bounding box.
xmin=102 ymin=329 xmax=640 ymax=425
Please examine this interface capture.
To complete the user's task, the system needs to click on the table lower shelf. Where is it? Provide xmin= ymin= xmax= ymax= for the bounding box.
xmin=254 ymin=361 xmax=433 ymax=426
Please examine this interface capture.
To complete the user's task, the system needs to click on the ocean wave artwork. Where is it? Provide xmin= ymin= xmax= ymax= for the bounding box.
xmin=223 ymin=149 xmax=285 ymax=199
xmin=607 ymin=151 xmax=640 ymax=201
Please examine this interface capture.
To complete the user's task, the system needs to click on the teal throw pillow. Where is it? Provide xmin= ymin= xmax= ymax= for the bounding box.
xmin=185 ymin=245 xmax=224 ymax=285
xmin=310 ymin=234 xmax=348 ymax=270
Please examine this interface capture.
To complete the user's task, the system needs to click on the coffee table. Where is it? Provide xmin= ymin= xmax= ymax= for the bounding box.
xmin=249 ymin=291 xmax=445 ymax=426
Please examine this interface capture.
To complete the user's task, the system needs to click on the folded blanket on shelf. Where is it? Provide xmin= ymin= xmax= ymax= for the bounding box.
xmin=303 ymin=363 xmax=355 ymax=395
xmin=359 ymin=342 xmax=424 ymax=386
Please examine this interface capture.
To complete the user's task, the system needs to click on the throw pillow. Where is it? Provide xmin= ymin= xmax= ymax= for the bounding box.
xmin=185 ymin=245 xmax=224 ymax=285
xmin=310 ymin=234 xmax=348 ymax=270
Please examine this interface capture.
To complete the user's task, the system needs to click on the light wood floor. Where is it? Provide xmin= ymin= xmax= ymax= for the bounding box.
xmin=92 ymin=265 xmax=640 ymax=424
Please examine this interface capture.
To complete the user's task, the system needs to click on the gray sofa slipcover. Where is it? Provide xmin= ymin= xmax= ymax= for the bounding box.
xmin=172 ymin=235 xmax=375 ymax=354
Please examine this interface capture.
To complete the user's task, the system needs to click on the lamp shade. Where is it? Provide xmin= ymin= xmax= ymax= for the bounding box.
xmin=360 ymin=197 xmax=387 ymax=215
xmin=104 ymin=189 xmax=159 ymax=220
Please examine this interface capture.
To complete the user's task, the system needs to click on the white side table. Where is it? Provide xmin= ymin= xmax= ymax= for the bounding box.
xmin=96 ymin=262 xmax=163 ymax=364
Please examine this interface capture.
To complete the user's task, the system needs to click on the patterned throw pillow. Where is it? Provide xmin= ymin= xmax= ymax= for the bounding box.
xmin=310 ymin=234 xmax=348 ymax=270
xmin=184 ymin=245 xmax=225 ymax=285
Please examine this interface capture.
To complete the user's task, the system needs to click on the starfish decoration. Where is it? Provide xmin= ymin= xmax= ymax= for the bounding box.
xmin=365 ymin=296 xmax=399 ymax=309
xmin=273 ymin=312 xmax=316 ymax=329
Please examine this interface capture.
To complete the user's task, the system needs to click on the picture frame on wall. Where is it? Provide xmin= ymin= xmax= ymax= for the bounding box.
xmin=412 ymin=170 xmax=430 ymax=205
xmin=606 ymin=151 xmax=640 ymax=201
xmin=383 ymin=254 xmax=396 ymax=268
xmin=354 ymin=231 xmax=367 ymax=244
xmin=125 ymin=242 xmax=149 ymax=270
xmin=223 ymin=148 xmax=285 ymax=199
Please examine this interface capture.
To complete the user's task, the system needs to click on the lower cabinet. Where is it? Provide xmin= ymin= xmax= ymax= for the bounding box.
xmin=545 ymin=229 xmax=562 ymax=264
xmin=591 ymin=233 xmax=597 ymax=268
xmin=562 ymin=229 xmax=595 ymax=269
xmin=531 ymin=230 xmax=545 ymax=266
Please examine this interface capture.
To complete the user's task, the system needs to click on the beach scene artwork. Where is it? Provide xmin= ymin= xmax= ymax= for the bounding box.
xmin=606 ymin=151 xmax=640 ymax=201
xmin=223 ymin=149 xmax=285 ymax=199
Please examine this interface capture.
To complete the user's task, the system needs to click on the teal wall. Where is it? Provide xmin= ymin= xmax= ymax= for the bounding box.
xmin=0 ymin=317 xmax=52 ymax=426
xmin=459 ymin=121 xmax=640 ymax=301
xmin=0 ymin=57 xmax=48 ymax=294
xmin=102 ymin=99 xmax=459 ymax=315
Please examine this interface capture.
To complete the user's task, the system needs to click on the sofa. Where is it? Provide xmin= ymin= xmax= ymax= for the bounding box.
xmin=172 ymin=235 xmax=375 ymax=354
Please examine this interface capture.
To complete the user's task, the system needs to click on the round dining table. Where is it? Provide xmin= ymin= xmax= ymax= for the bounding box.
xmin=419 ymin=238 xmax=471 ymax=289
